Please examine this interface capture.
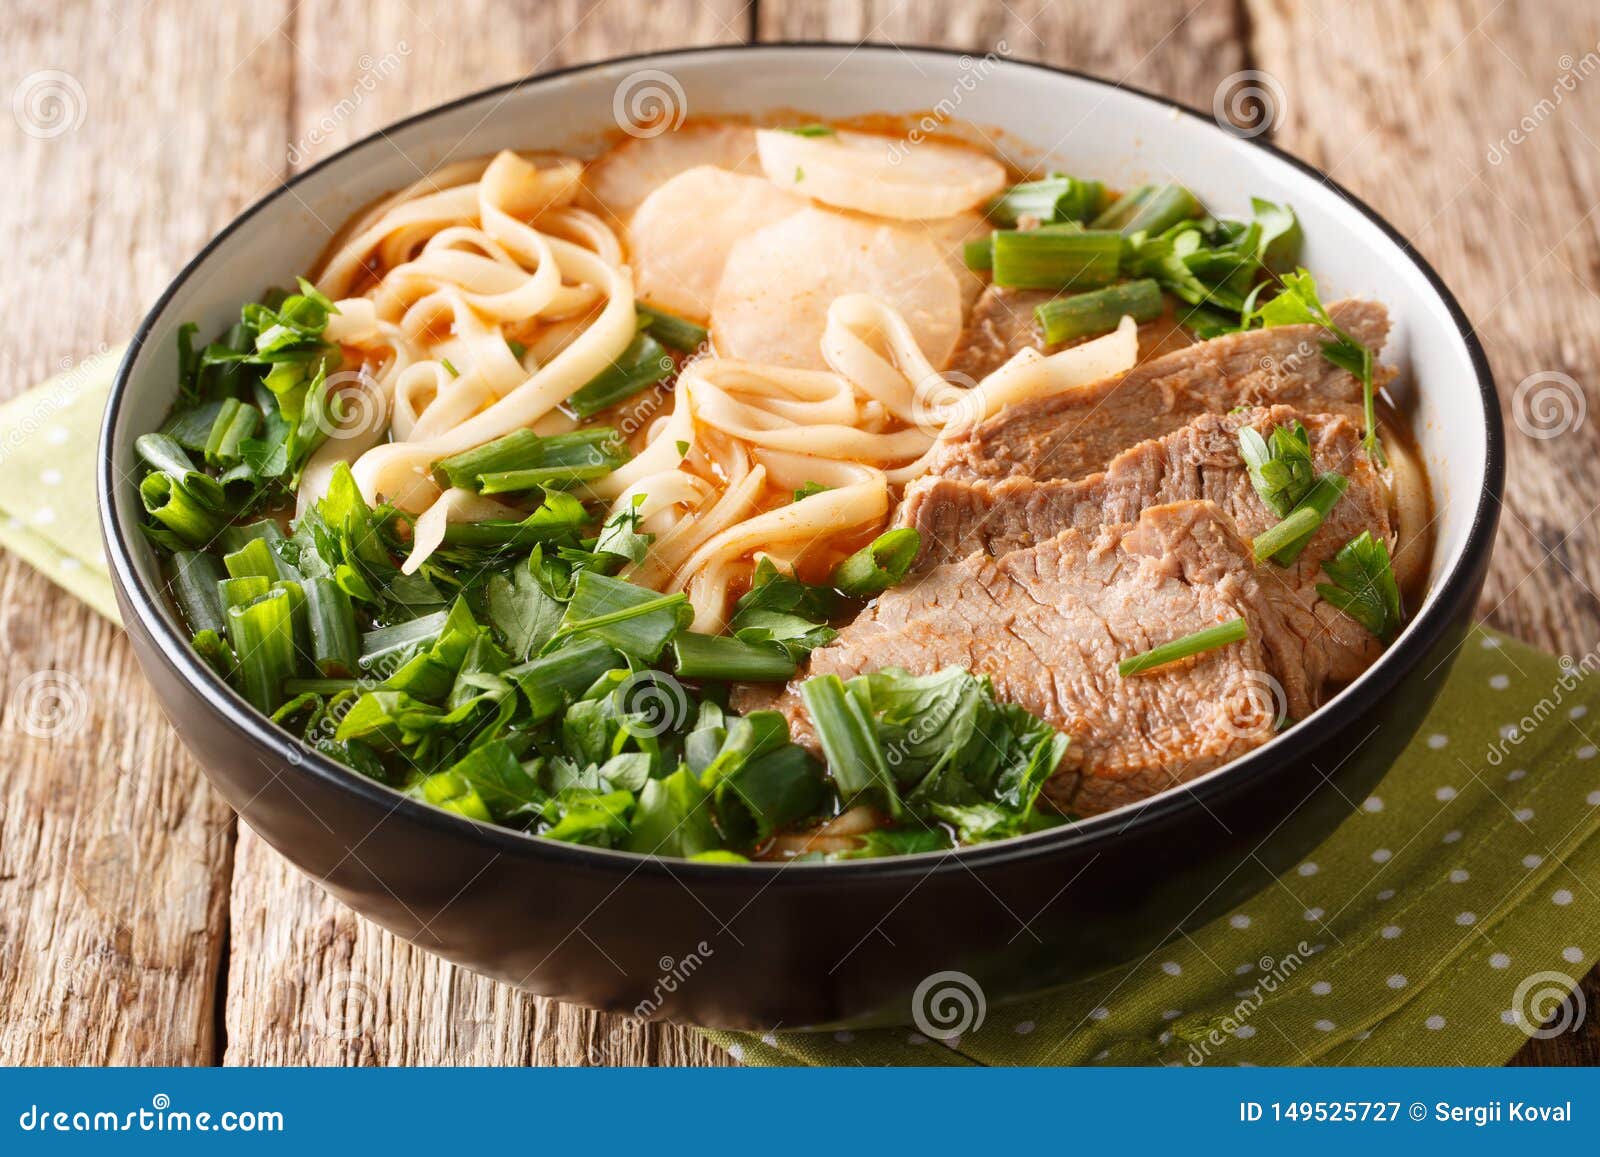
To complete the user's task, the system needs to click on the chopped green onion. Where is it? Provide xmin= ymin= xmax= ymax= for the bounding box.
xmin=438 ymin=494 xmax=593 ymax=550
xmin=168 ymin=551 xmax=227 ymax=637
xmin=1090 ymin=184 xmax=1153 ymax=230
xmin=672 ymin=632 xmax=797 ymax=682
xmin=799 ymin=674 xmax=901 ymax=816
xmin=984 ymin=177 xmax=1073 ymax=225
xmin=478 ymin=463 xmax=610 ymax=493
xmin=710 ymin=745 xmax=827 ymax=846
xmin=203 ymin=397 xmax=260 ymax=465
xmin=505 ymin=637 xmax=621 ymax=723
xmin=434 ymin=429 xmax=628 ymax=493
xmin=963 ymin=235 xmax=994 ymax=271
xmin=225 ymin=588 xmax=299 ymax=713
xmin=989 ymin=229 xmax=1122 ymax=291
xmin=831 ymin=528 xmax=921 ymax=598
xmin=140 ymin=473 xmax=226 ymax=546
xmin=283 ymin=677 xmax=361 ymax=695
xmin=136 ymin=433 xmax=226 ymax=508
xmin=218 ymin=575 xmax=270 ymax=611
xmin=440 ymin=358 xmax=459 ymax=378
xmin=636 ymin=304 xmax=708 ymax=353
xmin=216 ymin=520 xmax=283 ymax=554
xmin=304 ymin=576 xmax=360 ymax=677
xmin=565 ymin=333 xmax=672 ymax=417
xmin=433 ymin=429 xmax=544 ymax=490
xmin=985 ymin=176 xmax=1106 ymax=226
xmin=223 ymin=536 xmax=281 ymax=583
xmin=1251 ymin=506 xmax=1323 ymax=563
xmin=783 ymin=123 xmax=835 ymax=137
xmin=1263 ymin=472 xmax=1349 ymax=566
xmin=1116 ymin=183 xmax=1200 ymax=236
xmin=1118 ymin=617 xmax=1249 ymax=677
xmin=359 ymin=609 xmax=450 ymax=669
xmin=1035 ymin=278 xmax=1163 ymax=343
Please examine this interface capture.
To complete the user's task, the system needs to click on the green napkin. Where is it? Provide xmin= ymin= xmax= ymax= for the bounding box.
xmin=0 ymin=348 xmax=125 ymax=622
xmin=4 ymin=357 xmax=1597 ymax=1067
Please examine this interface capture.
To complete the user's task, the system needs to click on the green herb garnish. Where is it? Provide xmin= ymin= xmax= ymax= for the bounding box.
xmin=1237 ymin=420 xmax=1316 ymax=518
xmin=1251 ymin=269 xmax=1384 ymax=463
xmin=1316 ymin=532 xmax=1403 ymax=641
xmin=1118 ymin=618 xmax=1249 ymax=677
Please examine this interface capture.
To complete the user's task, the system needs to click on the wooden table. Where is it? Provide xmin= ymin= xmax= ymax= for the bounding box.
xmin=1 ymin=0 xmax=1596 ymax=1065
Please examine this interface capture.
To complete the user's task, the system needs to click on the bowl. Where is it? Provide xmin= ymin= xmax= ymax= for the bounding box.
xmin=99 ymin=44 xmax=1502 ymax=1030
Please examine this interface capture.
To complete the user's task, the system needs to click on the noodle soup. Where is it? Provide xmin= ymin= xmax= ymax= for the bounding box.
xmin=132 ymin=119 xmax=1428 ymax=861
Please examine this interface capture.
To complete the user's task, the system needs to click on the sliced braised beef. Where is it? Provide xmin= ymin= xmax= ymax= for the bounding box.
xmin=947 ymin=285 xmax=1194 ymax=383
xmin=757 ymin=501 xmax=1334 ymax=817
xmin=927 ymin=299 xmax=1391 ymax=484
xmin=896 ymin=405 xmax=1386 ymax=688
xmin=900 ymin=404 xmax=1389 ymax=603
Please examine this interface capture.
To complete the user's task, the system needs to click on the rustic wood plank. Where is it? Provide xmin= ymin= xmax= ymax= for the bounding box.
xmin=1244 ymin=0 xmax=1600 ymax=1065
xmin=220 ymin=0 xmax=748 ymax=1068
xmin=758 ymin=0 xmax=1244 ymax=108
xmin=0 ymin=0 xmax=294 ymax=1064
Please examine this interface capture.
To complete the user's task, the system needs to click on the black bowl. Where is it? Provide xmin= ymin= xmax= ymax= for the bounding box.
xmin=100 ymin=45 xmax=1502 ymax=1030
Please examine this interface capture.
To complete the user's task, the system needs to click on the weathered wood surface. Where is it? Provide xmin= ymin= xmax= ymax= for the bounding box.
xmin=0 ymin=0 xmax=1593 ymax=1065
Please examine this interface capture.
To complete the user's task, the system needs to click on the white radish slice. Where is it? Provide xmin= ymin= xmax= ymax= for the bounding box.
xmin=627 ymin=166 xmax=806 ymax=324
xmin=584 ymin=123 xmax=762 ymax=222
xmin=712 ymin=208 xmax=963 ymax=370
xmin=911 ymin=212 xmax=991 ymax=311
xmin=756 ymin=128 xmax=1006 ymax=220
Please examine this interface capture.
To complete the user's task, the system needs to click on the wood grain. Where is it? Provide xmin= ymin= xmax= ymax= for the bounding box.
xmin=0 ymin=1 xmax=294 ymax=1065
xmin=2 ymin=0 xmax=1596 ymax=1066
xmin=1244 ymin=0 xmax=1600 ymax=1068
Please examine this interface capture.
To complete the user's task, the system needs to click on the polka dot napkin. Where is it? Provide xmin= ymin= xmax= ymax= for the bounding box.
xmin=0 ymin=348 xmax=124 ymax=622
xmin=3 ymin=355 xmax=1596 ymax=1066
